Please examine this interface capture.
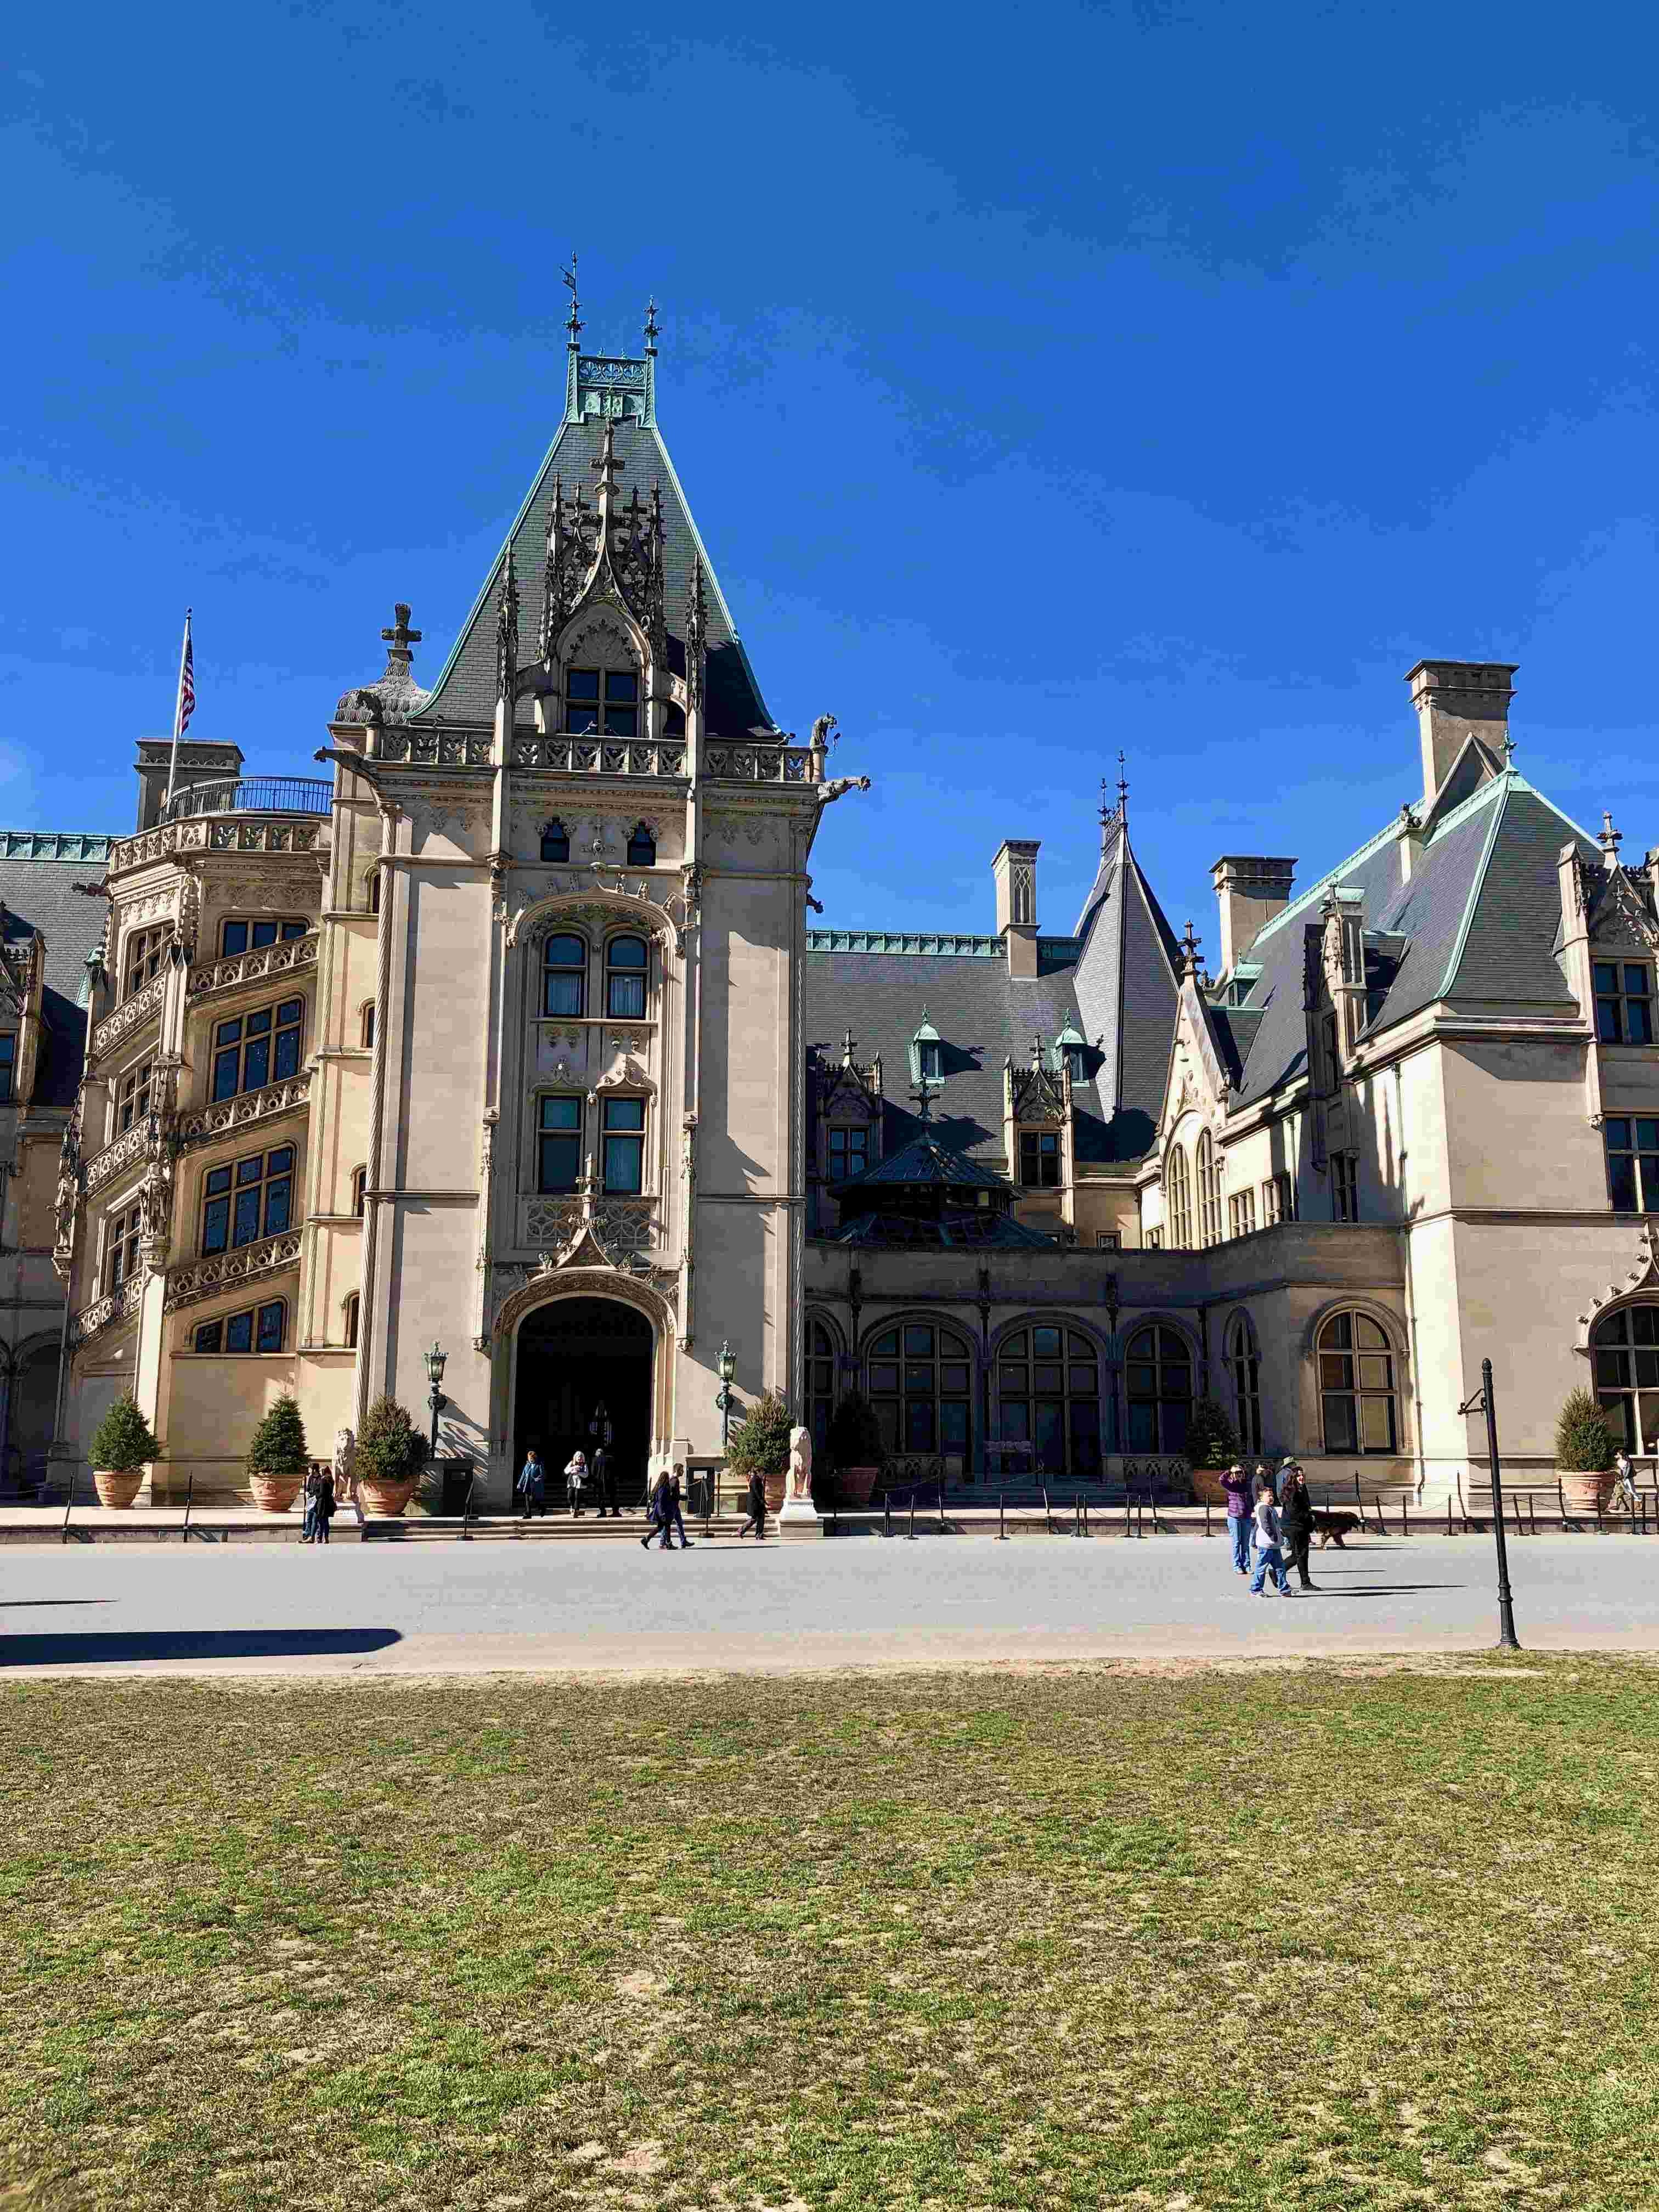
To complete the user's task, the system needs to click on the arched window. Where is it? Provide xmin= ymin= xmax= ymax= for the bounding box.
xmin=866 ymin=1321 xmax=972 ymax=1460
xmin=369 ymin=873 xmax=382 ymax=916
xmin=345 ymin=1294 xmax=360 ymax=1350
xmin=1165 ymin=1146 xmax=1192 ymax=1249
xmin=1125 ymin=1324 xmax=1192 ymax=1452
xmin=351 ymin=1166 xmax=367 ymax=1218
xmin=626 ymin=823 xmax=657 ymax=868
xmin=1593 ymin=1305 xmax=1659 ymax=1452
xmin=997 ymin=1325 xmax=1102 ymax=1475
xmin=542 ymin=933 xmax=586 ymax=1018
xmin=1318 ymin=1311 xmax=1398 ymax=1454
xmin=1226 ymin=1312 xmax=1262 ymax=1454
xmin=360 ymin=1002 xmax=376 ymax=1049
xmin=605 ymin=935 xmax=648 ymax=1019
xmin=1197 ymin=1131 xmax=1220 ymax=1248
xmin=806 ymin=1317 xmax=838 ymax=1455
xmin=540 ymin=820 xmax=570 ymax=863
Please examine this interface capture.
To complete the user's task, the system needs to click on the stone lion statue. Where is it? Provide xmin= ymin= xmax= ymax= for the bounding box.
xmin=787 ymin=1425 xmax=814 ymax=1500
xmin=332 ymin=1426 xmax=357 ymax=1500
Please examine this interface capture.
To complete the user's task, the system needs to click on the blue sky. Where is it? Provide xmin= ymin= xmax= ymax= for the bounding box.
xmin=4 ymin=2 xmax=1658 ymax=949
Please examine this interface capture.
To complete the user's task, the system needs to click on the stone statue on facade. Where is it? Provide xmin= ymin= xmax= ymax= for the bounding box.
xmin=778 ymin=1425 xmax=821 ymax=1537
xmin=332 ymin=1426 xmax=357 ymax=1503
xmin=787 ymin=1424 xmax=813 ymax=1500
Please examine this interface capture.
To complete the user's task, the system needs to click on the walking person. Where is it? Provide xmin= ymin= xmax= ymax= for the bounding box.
xmin=1218 ymin=1462 xmax=1252 ymax=1575
xmin=314 ymin=1468 xmax=336 ymax=1547
xmin=1248 ymin=1472 xmax=1293 ymax=1596
xmin=1613 ymin=1447 xmax=1639 ymax=1519
xmin=595 ymin=1443 xmax=620 ymax=1518
xmin=738 ymin=1468 xmax=767 ymax=1542
xmin=565 ymin=1449 xmax=589 ymax=1517
xmin=1279 ymin=1462 xmax=1317 ymax=1590
xmin=667 ymin=1462 xmax=693 ymax=1547
xmin=641 ymin=1467 xmax=676 ymax=1550
xmin=517 ymin=1444 xmax=546 ymax=1522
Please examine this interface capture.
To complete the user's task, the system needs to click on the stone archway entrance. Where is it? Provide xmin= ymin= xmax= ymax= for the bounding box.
xmin=513 ymin=1298 xmax=654 ymax=1506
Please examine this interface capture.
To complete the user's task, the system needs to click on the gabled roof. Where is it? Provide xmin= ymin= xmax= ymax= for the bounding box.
xmin=838 ymin=1130 xmax=1012 ymax=1193
xmin=0 ymin=838 xmax=111 ymax=1110
xmin=404 ymin=370 xmax=772 ymax=737
xmin=1071 ymin=811 xmax=1183 ymax=1152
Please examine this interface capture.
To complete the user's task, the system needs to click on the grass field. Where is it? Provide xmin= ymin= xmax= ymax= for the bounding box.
xmin=3 ymin=1656 xmax=1658 ymax=2211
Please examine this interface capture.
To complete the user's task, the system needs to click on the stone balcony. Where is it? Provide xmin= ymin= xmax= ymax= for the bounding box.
xmin=109 ymin=776 xmax=332 ymax=876
xmin=187 ymin=933 xmax=318 ymax=1005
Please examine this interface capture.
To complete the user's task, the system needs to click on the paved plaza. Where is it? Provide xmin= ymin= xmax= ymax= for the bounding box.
xmin=2 ymin=1531 xmax=1655 ymax=1675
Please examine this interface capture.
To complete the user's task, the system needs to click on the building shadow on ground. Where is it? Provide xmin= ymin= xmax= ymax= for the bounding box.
xmin=0 ymin=1627 xmax=402 ymax=1667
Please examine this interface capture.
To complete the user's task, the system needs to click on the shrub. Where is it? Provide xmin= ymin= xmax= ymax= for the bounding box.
xmin=246 ymin=1393 xmax=309 ymax=1478
xmin=724 ymin=1390 xmax=793 ymax=1480
xmin=826 ymin=1390 xmax=884 ymax=1470
xmin=1183 ymin=1396 xmax=1239 ymax=1470
xmin=89 ymin=1395 xmax=161 ymax=1474
xmin=354 ymin=1395 xmax=424 ymax=1487
xmin=1555 ymin=1388 xmax=1615 ymax=1475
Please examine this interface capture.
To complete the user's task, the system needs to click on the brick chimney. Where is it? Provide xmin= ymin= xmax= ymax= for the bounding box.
xmin=1406 ymin=660 xmax=1517 ymax=809
xmin=992 ymin=839 xmax=1040 ymax=980
xmin=1211 ymin=855 xmax=1296 ymax=974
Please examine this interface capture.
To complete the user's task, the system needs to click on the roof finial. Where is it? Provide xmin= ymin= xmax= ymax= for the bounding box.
xmin=381 ymin=603 xmax=420 ymax=670
xmin=591 ymin=414 xmax=620 ymax=511
xmin=562 ymin=252 xmax=582 ymax=348
xmin=1180 ymin=919 xmax=1203 ymax=979
xmin=841 ymin=1026 xmax=856 ymax=1066
xmin=910 ymin=1078 xmax=934 ymax=1124
xmin=1117 ymin=750 xmax=1128 ymax=814
xmin=1601 ymin=810 xmax=1624 ymax=871
xmin=644 ymin=295 xmax=659 ymax=355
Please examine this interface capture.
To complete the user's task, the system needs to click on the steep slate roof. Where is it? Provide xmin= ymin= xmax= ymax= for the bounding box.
xmin=409 ymin=387 xmax=772 ymax=737
xmin=1226 ymin=769 xmax=1599 ymax=1109
xmin=838 ymin=1130 xmax=1012 ymax=1193
xmin=0 ymin=836 xmax=112 ymax=1110
xmin=805 ymin=812 xmax=1184 ymax=1174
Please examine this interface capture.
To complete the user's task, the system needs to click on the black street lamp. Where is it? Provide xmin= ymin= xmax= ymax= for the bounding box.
xmin=423 ymin=1339 xmax=448 ymax=1462
xmin=1458 ymin=1357 xmax=1521 ymax=1650
xmin=715 ymin=1339 xmax=737 ymax=1453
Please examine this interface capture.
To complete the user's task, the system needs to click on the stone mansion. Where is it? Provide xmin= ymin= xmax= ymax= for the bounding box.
xmin=6 ymin=319 xmax=1658 ymax=1506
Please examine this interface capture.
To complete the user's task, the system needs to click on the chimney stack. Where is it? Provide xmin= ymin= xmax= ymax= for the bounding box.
xmin=1211 ymin=855 xmax=1296 ymax=975
xmin=1406 ymin=660 xmax=1517 ymax=809
xmin=992 ymin=839 xmax=1040 ymax=980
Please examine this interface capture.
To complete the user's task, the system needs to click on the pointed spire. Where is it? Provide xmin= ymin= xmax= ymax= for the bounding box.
xmin=1117 ymin=751 xmax=1128 ymax=816
xmin=1180 ymin=919 xmax=1201 ymax=979
xmin=591 ymin=414 xmax=620 ymax=512
xmin=841 ymin=1026 xmax=857 ymax=1066
xmin=1601 ymin=810 xmax=1624 ymax=871
xmin=562 ymin=252 xmax=582 ymax=348
xmin=495 ymin=544 xmax=519 ymax=706
xmin=644 ymin=295 xmax=659 ymax=355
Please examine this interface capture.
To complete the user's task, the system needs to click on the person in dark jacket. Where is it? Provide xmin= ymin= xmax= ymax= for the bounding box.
xmin=517 ymin=1446 xmax=547 ymax=1521
xmin=1279 ymin=1462 xmax=1317 ymax=1589
xmin=738 ymin=1469 xmax=767 ymax=1542
xmin=595 ymin=1444 xmax=620 ymax=1517
xmin=1218 ymin=1462 xmax=1252 ymax=1575
xmin=641 ymin=1468 xmax=676 ymax=1550
xmin=301 ymin=1465 xmax=321 ymax=1544
xmin=667 ymin=1463 xmax=693 ymax=1547
xmin=315 ymin=1470 xmax=336 ymax=1547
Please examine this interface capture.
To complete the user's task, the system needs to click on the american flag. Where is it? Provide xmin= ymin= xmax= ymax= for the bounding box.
xmin=176 ymin=610 xmax=195 ymax=738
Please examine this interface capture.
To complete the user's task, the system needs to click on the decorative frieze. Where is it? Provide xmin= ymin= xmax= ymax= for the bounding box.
xmin=519 ymin=1194 xmax=658 ymax=1252
xmin=164 ymin=1230 xmax=303 ymax=1314
xmin=188 ymin=933 xmax=318 ymax=1001
xmin=91 ymin=972 xmax=167 ymax=1060
xmin=374 ymin=731 xmax=492 ymax=766
xmin=704 ymin=746 xmax=815 ymax=783
xmin=69 ymin=1276 xmax=144 ymax=1350
xmin=175 ymin=1070 xmax=312 ymax=1150
xmin=511 ymin=737 xmax=686 ymax=777
xmin=109 ymin=818 xmax=324 ymax=874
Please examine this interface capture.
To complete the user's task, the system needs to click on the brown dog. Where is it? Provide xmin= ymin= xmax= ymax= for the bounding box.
xmin=1312 ymin=1509 xmax=1362 ymax=1549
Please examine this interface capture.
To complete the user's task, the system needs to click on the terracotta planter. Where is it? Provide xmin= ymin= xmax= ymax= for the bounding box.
xmin=1189 ymin=1467 xmax=1230 ymax=1507
xmin=93 ymin=1468 xmax=144 ymax=1509
xmin=1560 ymin=1469 xmax=1616 ymax=1515
xmin=359 ymin=1475 xmax=417 ymax=1518
xmin=763 ymin=1468 xmax=787 ymax=1515
xmin=837 ymin=1465 xmax=879 ymax=1508
xmin=248 ymin=1470 xmax=304 ymax=1514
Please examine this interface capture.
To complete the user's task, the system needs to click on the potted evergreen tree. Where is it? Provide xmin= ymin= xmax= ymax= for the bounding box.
xmin=88 ymin=1395 xmax=161 ymax=1509
xmin=354 ymin=1394 xmax=424 ymax=1516
xmin=245 ymin=1393 xmax=310 ymax=1514
xmin=826 ymin=1389 xmax=885 ymax=1508
xmin=1555 ymin=1388 xmax=1616 ymax=1514
xmin=725 ymin=1390 xmax=794 ymax=1514
xmin=1183 ymin=1397 xmax=1241 ymax=1506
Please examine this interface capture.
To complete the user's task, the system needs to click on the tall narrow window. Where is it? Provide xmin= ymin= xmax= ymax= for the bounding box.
xmin=626 ymin=823 xmax=657 ymax=868
xmin=1229 ymin=1187 xmax=1256 ymax=1238
xmin=1165 ymin=1147 xmax=1192 ymax=1249
xmin=201 ymin=1145 xmax=295 ymax=1256
xmin=565 ymin=667 xmax=638 ymax=737
xmin=605 ymin=936 xmax=648 ymax=1019
xmin=541 ymin=934 xmax=586 ymax=1018
xmin=211 ymin=1000 xmax=303 ymax=1101
xmin=865 ymin=1322 xmax=972 ymax=1458
xmin=1605 ymin=1117 xmax=1659 ymax=1213
xmin=104 ymin=1202 xmax=143 ymax=1294
xmin=1226 ymin=1313 xmax=1263 ymax=1454
xmin=1318 ymin=1312 xmax=1398 ymax=1453
xmin=538 ymin=1097 xmax=583 ymax=1194
xmin=827 ymin=1126 xmax=868 ymax=1183
xmin=1197 ymin=1131 xmax=1220 ymax=1246
xmin=806 ymin=1318 xmax=837 ymax=1454
xmin=1019 ymin=1130 xmax=1060 ymax=1187
xmin=1125 ymin=1324 xmax=1192 ymax=1452
xmin=360 ymin=1002 xmax=376 ymax=1050
xmin=0 ymin=1034 xmax=13 ymax=1103
xmin=351 ymin=1166 xmax=367 ymax=1218
xmin=997 ymin=1325 xmax=1102 ymax=1475
xmin=115 ymin=1061 xmax=153 ymax=1135
xmin=345 ymin=1294 xmax=360 ymax=1350
xmin=124 ymin=928 xmax=167 ymax=999
xmin=1593 ymin=1305 xmax=1659 ymax=1451
xmin=1333 ymin=1153 xmax=1359 ymax=1222
xmin=540 ymin=820 xmax=570 ymax=863
xmin=601 ymin=1098 xmax=645 ymax=1193
xmin=369 ymin=873 xmax=382 ymax=916
xmin=1595 ymin=962 xmax=1654 ymax=1045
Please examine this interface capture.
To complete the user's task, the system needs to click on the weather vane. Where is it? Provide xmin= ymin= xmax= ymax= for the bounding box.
xmin=562 ymin=253 xmax=582 ymax=345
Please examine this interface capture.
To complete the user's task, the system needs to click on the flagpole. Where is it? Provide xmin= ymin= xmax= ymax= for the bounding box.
xmin=163 ymin=608 xmax=192 ymax=811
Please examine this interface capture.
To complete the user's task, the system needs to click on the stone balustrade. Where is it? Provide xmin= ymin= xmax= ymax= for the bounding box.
xmin=91 ymin=972 xmax=167 ymax=1060
xmin=519 ymin=1193 xmax=659 ymax=1255
xmin=175 ymin=1070 xmax=312 ymax=1150
xmin=108 ymin=816 xmax=325 ymax=875
xmin=512 ymin=737 xmax=687 ymax=777
xmin=374 ymin=731 xmax=493 ymax=766
xmin=70 ymin=1276 xmax=144 ymax=1349
xmin=82 ymin=1115 xmax=158 ymax=1200
xmin=165 ymin=1229 xmax=303 ymax=1313
xmin=703 ymin=744 xmax=816 ymax=783
xmin=188 ymin=933 xmax=318 ymax=1001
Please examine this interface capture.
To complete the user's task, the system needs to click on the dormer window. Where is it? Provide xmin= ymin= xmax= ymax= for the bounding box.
xmin=1595 ymin=962 xmax=1653 ymax=1045
xmin=540 ymin=820 xmax=570 ymax=863
xmin=566 ymin=667 xmax=638 ymax=738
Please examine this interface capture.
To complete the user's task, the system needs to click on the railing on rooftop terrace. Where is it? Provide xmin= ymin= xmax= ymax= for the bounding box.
xmin=806 ymin=929 xmax=1005 ymax=957
xmin=160 ymin=776 xmax=332 ymax=823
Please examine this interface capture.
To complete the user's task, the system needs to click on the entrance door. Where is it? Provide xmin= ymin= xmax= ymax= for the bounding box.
xmin=514 ymin=1298 xmax=654 ymax=1505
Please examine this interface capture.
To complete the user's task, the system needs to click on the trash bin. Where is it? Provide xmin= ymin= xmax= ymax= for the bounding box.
xmin=437 ymin=1460 xmax=473 ymax=1516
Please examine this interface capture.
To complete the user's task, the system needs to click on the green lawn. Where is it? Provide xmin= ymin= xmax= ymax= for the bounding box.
xmin=3 ymin=1657 xmax=1657 ymax=2210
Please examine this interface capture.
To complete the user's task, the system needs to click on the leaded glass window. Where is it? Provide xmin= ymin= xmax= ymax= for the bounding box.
xmin=1125 ymin=1324 xmax=1192 ymax=1452
xmin=996 ymin=1325 xmax=1102 ymax=1474
xmin=866 ymin=1322 xmax=972 ymax=1458
xmin=1318 ymin=1312 xmax=1398 ymax=1454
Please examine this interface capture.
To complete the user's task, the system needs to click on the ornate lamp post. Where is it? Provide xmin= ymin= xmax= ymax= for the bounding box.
xmin=716 ymin=1339 xmax=737 ymax=1453
xmin=1458 ymin=1358 xmax=1521 ymax=1650
xmin=423 ymin=1340 xmax=448 ymax=1462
